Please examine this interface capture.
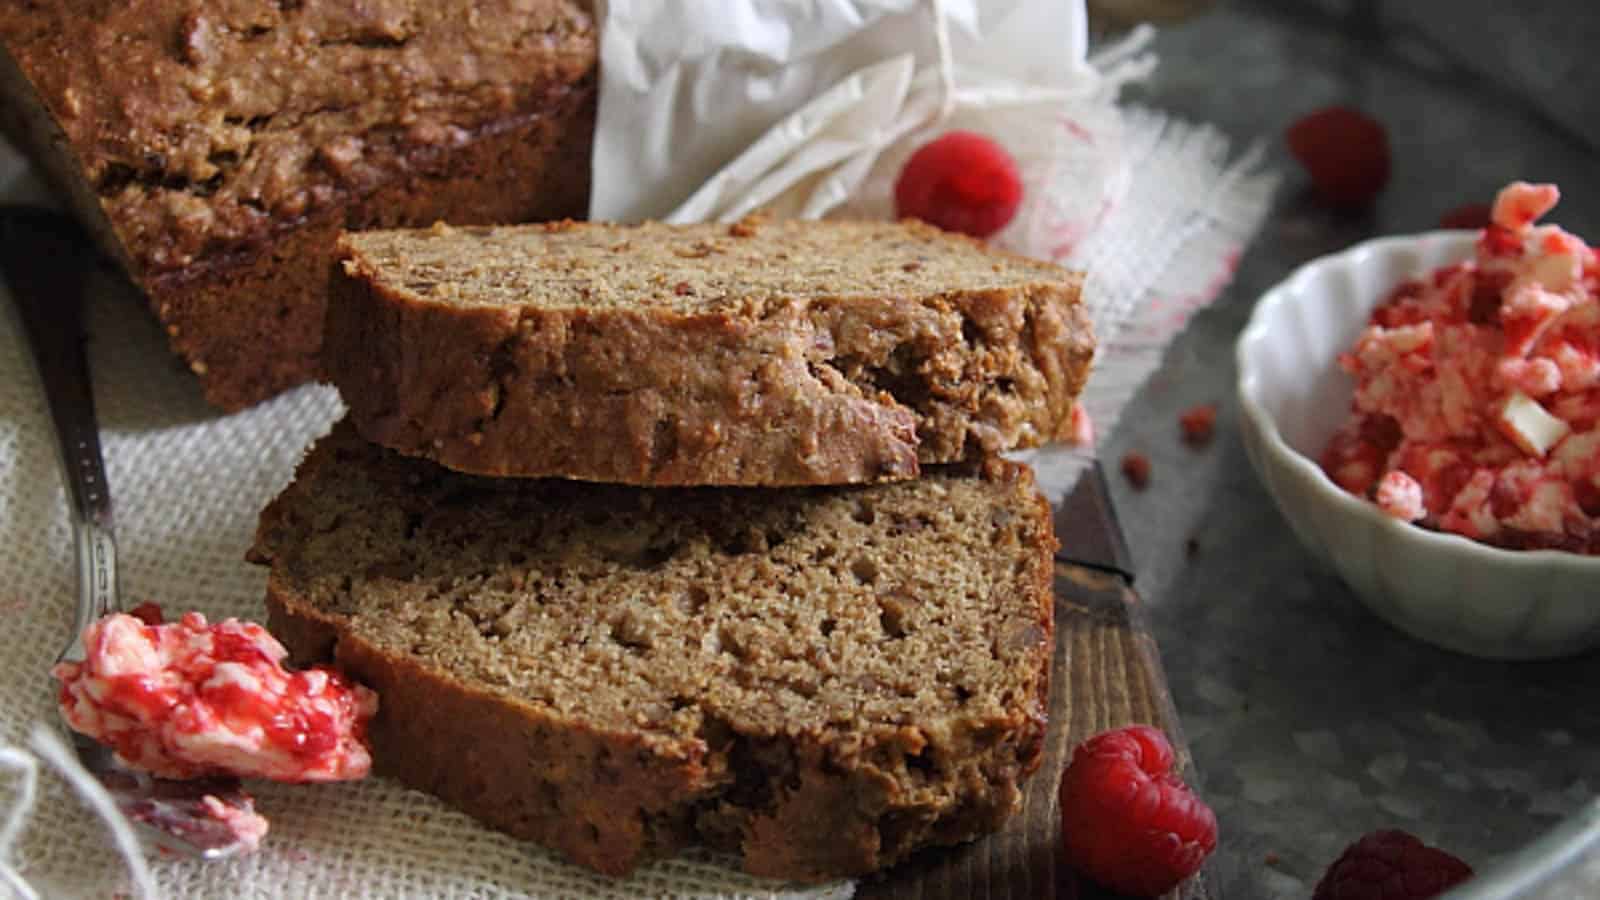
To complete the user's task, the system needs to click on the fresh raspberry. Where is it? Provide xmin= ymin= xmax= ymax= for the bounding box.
xmin=1059 ymin=725 xmax=1217 ymax=897
xmin=1438 ymin=202 xmax=1492 ymax=231
xmin=1286 ymin=106 xmax=1391 ymax=210
xmin=1313 ymin=829 xmax=1473 ymax=899
xmin=1120 ymin=451 xmax=1151 ymax=490
xmin=1179 ymin=403 xmax=1218 ymax=447
xmin=894 ymin=131 xmax=1022 ymax=239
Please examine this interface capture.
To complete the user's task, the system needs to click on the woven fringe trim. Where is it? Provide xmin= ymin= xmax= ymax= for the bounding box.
xmin=1073 ymin=106 xmax=1281 ymax=439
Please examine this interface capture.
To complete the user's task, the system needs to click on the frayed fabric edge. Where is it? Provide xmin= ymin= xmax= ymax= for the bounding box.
xmin=0 ymin=726 xmax=158 ymax=900
xmin=0 ymin=744 xmax=41 ymax=900
xmin=1073 ymin=107 xmax=1282 ymax=440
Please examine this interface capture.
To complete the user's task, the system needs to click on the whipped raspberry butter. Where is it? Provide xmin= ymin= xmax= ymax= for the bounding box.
xmin=1321 ymin=182 xmax=1600 ymax=552
xmin=54 ymin=608 xmax=377 ymax=782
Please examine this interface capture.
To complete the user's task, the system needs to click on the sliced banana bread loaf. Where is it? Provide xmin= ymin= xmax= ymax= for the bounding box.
xmin=0 ymin=2 xmax=596 ymax=410
xmin=325 ymin=218 xmax=1094 ymax=485
xmin=249 ymin=421 xmax=1056 ymax=881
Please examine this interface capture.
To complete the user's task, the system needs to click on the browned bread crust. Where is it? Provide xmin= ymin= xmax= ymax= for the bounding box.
xmin=250 ymin=421 xmax=1057 ymax=881
xmin=0 ymin=2 xmax=596 ymax=410
xmin=326 ymin=218 xmax=1095 ymax=485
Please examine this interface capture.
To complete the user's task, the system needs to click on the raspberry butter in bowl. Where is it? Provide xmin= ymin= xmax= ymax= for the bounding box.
xmin=1236 ymin=182 xmax=1600 ymax=660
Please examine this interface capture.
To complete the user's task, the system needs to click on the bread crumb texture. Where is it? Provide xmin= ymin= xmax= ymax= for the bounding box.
xmin=251 ymin=421 xmax=1057 ymax=881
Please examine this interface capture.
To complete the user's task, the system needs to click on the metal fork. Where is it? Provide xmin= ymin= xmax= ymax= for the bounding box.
xmin=0 ymin=205 xmax=259 ymax=860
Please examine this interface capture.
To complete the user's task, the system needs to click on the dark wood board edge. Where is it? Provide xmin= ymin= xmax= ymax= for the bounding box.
xmin=859 ymin=562 xmax=1212 ymax=900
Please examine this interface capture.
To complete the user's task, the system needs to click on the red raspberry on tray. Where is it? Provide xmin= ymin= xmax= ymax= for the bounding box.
xmin=1059 ymin=724 xmax=1217 ymax=897
xmin=1313 ymin=829 xmax=1474 ymax=899
xmin=1286 ymin=106 xmax=1391 ymax=210
xmin=894 ymin=130 xmax=1022 ymax=239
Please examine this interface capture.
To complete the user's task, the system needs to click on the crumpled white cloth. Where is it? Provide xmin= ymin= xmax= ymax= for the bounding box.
xmin=0 ymin=1 xmax=1275 ymax=896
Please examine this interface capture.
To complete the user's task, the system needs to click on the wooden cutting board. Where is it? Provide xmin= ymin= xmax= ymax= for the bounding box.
xmin=858 ymin=560 xmax=1213 ymax=900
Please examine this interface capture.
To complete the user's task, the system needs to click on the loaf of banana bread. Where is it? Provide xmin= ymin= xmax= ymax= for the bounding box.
xmin=250 ymin=420 xmax=1057 ymax=881
xmin=326 ymin=217 xmax=1095 ymax=485
xmin=0 ymin=2 xmax=596 ymax=410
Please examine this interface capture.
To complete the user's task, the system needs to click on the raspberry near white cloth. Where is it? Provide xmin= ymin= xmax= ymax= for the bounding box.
xmin=0 ymin=1 xmax=1273 ymax=897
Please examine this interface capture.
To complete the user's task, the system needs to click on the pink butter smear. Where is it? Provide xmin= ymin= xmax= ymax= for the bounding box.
xmin=53 ymin=606 xmax=378 ymax=783
xmin=1321 ymin=181 xmax=1600 ymax=553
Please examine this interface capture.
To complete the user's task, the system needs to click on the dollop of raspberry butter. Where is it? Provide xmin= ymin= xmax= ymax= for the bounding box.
xmin=54 ymin=608 xmax=377 ymax=782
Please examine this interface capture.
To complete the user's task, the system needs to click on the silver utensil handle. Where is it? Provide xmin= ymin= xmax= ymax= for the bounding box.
xmin=59 ymin=446 xmax=120 ymax=658
xmin=0 ymin=208 xmax=122 ymax=658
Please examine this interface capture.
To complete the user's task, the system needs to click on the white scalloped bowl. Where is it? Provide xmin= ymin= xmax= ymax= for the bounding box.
xmin=1236 ymin=231 xmax=1600 ymax=660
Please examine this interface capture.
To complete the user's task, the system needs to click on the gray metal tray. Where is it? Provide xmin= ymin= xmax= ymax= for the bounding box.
xmin=1101 ymin=1 xmax=1600 ymax=895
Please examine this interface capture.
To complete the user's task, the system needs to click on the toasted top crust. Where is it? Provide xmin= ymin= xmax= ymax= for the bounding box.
xmin=0 ymin=1 xmax=596 ymax=276
xmin=339 ymin=217 xmax=1076 ymax=315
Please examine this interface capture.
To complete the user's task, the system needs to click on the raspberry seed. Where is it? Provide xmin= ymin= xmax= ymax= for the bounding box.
xmin=1121 ymin=451 xmax=1152 ymax=490
xmin=1179 ymin=403 xmax=1219 ymax=447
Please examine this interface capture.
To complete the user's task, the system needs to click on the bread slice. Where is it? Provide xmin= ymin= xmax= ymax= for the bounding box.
xmin=249 ymin=421 xmax=1056 ymax=881
xmin=324 ymin=218 xmax=1094 ymax=486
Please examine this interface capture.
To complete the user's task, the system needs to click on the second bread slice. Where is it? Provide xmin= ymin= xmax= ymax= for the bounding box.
xmin=325 ymin=218 xmax=1094 ymax=486
xmin=250 ymin=421 xmax=1057 ymax=881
